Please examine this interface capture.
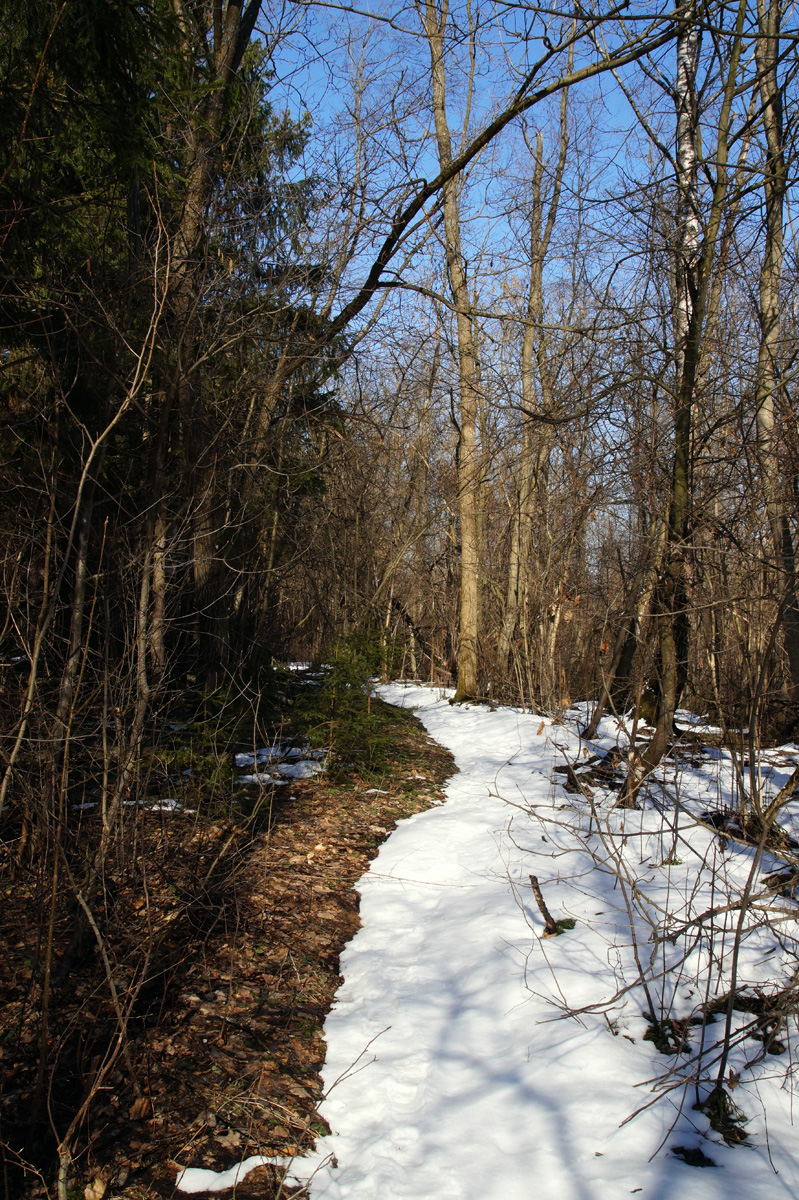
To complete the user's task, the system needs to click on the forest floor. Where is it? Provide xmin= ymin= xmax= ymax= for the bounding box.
xmin=6 ymin=682 xmax=799 ymax=1199
xmin=0 ymin=692 xmax=454 ymax=1200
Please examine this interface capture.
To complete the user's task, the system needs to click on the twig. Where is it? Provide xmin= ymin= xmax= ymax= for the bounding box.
xmin=529 ymin=874 xmax=558 ymax=936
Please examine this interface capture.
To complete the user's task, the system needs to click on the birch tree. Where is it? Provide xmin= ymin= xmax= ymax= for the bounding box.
xmin=634 ymin=0 xmax=750 ymax=786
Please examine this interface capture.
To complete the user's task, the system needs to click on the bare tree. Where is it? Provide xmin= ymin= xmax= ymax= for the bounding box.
xmin=633 ymin=0 xmax=750 ymax=788
xmin=753 ymin=0 xmax=799 ymax=717
xmin=419 ymin=0 xmax=481 ymax=700
xmin=496 ymin=76 xmax=571 ymax=684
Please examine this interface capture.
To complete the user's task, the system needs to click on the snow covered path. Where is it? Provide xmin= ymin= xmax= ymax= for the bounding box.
xmin=176 ymin=683 xmax=799 ymax=1198
xmin=294 ymin=684 xmax=798 ymax=1200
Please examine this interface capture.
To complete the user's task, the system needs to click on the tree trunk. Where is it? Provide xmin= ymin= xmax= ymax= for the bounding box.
xmin=149 ymin=1 xmax=263 ymax=678
xmin=644 ymin=14 xmax=701 ymax=770
xmin=497 ymin=104 xmax=568 ymax=679
xmin=422 ymin=0 xmax=480 ymax=701
xmin=753 ymin=0 xmax=799 ymax=707
xmin=639 ymin=0 xmax=746 ymax=782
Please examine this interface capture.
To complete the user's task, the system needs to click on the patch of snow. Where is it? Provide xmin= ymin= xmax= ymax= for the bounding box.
xmin=674 ymin=708 xmax=724 ymax=736
xmin=235 ymin=744 xmax=328 ymax=767
xmin=176 ymin=1156 xmax=272 ymax=1193
xmin=235 ymin=773 xmax=289 ymax=786
xmin=119 ymin=798 xmax=196 ymax=812
xmin=275 ymin=760 xmax=325 ymax=779
xmin=176 ymin=1151 xmax=333 ymax=1194
xmin=149 ymin=798 xmax=195 ymax=813
xmin=234 ymin=749 xmax=328 ymax=779
xmin=235 ymin=746 xmax=283 ymax=767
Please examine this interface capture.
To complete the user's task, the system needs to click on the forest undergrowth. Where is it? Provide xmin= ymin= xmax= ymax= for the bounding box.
xmin=0 ymin=667 xmax=454 ymax=1200
xmin=535 ymin=703 xmax=799 ymax=1157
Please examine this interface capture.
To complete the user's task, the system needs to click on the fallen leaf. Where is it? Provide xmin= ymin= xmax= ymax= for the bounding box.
xmin=129 ymin=1096 xmax=151 ymax=1121
xmin=216 ymin=1129 xmax=241 ymax=1149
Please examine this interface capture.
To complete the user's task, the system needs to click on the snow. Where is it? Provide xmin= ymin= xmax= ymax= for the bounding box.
xmin=176 ymin=1149 xmax=333 ymax=1192
xmin=234 ymin=744 xmax=328 ymax=786
xmin=176 ymin=684 xmax=799 ymax=1198
xmin=674 ymin=708 xmax=725 ymax=736
xmin=234 ymin=747 xmax=283 ymax=767
xmin=234 ymin=743 xmax=327 ymax=786
xmin=234 ymin=772 xmax=290 ymax=786
xmin=234 ymin=762 xmax=324 ymax=784
xmin=234 ymin=745 xmax=326 ymax=767
xmin=275 ymin=759 xmax=325 ymax=779
xmin=118 ymin=798 xmax=194 ymax=811
xmin=177 ymin=1156 xmax=273 ymax=1193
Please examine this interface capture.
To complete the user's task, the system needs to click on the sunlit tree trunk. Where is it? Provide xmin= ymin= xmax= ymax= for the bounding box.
xmin=753 ymin=0 xmax=799 ymax=707
xmin=497 ymin=105 xmax=568 ymax=678
xmin=643 ymin=12 xmax=701 ymax=771
xmin=422 ymin=0 xmax=480 ymax=701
